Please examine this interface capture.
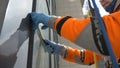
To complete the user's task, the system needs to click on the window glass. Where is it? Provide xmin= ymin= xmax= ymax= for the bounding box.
xmin=32 ymin=0 xmax=50 ymax=68
xmin=32 ymin=0 xmax=59 ymax=68
xmin=0 ymin=0 xmax=32 ymax=68
xmin=0 ymin=0 xmax=58 ymax=68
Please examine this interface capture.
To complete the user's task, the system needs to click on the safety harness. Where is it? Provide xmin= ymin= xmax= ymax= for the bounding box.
xmin=88 ymin=0 xmax=109 ymax=56
xmin=88 ymin=0 xmax=119 ymax=68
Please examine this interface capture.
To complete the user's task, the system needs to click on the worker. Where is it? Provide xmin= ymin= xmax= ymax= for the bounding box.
xmin=100 ymin=0 xmax=120 ymax=12
xmin=31 ymin=0 xmax=120 ymax=66
xmin=82 ymin=0 xmax=116 ymax=17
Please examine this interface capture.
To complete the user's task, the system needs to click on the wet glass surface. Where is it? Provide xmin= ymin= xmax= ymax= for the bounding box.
xmin=0 ymin=0 xmax=57 ymax=68
xmin=0 ymin=0 xmax=32 ymax=68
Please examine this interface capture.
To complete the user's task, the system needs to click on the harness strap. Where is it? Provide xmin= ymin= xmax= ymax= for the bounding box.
xmin=90 ymin=0 xmax=119 ymax=68
xmin=88 ymin=0 xmax=109 ymax=55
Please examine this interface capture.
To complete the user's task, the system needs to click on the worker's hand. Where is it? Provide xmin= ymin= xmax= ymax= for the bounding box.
xmin=100 ymin=0 xmax=113 ymax=8
xmin=44 ymin=39 xmax=63 ymax=55
xmin=31 ymin=12 xmax=50 ymax=30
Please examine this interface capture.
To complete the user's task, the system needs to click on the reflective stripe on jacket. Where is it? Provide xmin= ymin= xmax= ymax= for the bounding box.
xmin=64 ymin=46 xmax=102 ymax=65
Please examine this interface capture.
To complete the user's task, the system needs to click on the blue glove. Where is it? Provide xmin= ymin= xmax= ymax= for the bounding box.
xmin=44 ymin=39 xmax=62 ymax=55
xmin=31 ymin=12 xmax=50 ymax=30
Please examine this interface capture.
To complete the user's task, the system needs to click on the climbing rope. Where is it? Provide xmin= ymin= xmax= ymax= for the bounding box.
xmin=91 ymin=0 xmax=118 ymax=68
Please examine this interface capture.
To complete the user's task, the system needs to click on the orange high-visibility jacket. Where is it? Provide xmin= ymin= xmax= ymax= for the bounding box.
xmin=48 ymin=11 xmax=120 ymax=65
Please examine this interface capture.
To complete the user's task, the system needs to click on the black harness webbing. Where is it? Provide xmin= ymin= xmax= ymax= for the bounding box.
xmin=27 ymin=0 xmax=36 ymax=68
xmin=56 ymin=16 xmax=72 ymax=35
xmin=89 ymin=0 xmax=119 ymax=68
xmin=88 ymin=0 xmax=109 ymax=55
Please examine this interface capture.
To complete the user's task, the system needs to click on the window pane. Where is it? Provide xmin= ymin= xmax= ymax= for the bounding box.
xmin=0 ymin=0 xmax=32 ymax=68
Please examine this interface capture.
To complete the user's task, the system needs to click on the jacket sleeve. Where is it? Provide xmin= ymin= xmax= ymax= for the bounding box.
xmin=63 ymin=46 xmax=102 ymax=65
xmin=48 ymin=16 xmax=90 ymax=42
xmin=48 ymin=11 xmax=120 ymax=43
xmin=48 ymin=11 xmax=120 ymax=58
